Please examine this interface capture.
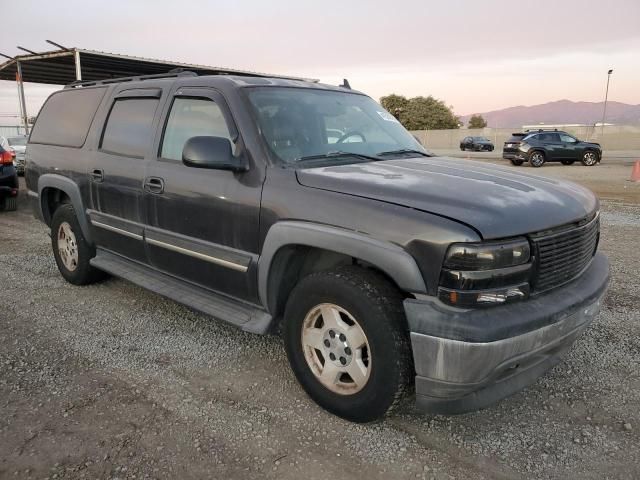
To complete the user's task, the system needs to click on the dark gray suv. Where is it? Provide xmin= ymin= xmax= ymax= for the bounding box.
xmin=25 ymin=72 xmax=609 ymax=422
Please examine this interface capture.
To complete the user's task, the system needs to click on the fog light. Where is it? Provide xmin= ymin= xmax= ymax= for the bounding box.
xmin=438 ymin=284 xmax=529 ymax=308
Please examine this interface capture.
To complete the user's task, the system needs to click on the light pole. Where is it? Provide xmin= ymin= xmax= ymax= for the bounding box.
xmin=600 ymin=69 xmax=613 ymax=137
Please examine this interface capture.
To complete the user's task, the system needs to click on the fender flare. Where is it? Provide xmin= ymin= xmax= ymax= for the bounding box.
xmin=257 ymin=221 xmax=427 ymax=311
xmin=37 ymin=174 xmax=93 ymax=244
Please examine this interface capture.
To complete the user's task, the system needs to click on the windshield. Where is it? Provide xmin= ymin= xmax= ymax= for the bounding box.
xmin=8 ymin=137 xmax=27 ymax=147
xmin=246 ymin=87 xmax=426 ymax=165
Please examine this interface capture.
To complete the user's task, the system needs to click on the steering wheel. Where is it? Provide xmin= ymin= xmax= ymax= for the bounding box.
xmin=336 ymin=131 xmax=366 ymax=144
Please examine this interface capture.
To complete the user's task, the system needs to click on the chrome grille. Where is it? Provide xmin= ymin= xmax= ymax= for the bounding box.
xmin=532 ymin=214 xmax=599 ymax=292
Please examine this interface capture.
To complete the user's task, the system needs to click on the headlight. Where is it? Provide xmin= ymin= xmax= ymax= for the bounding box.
xmin=443 ymin=239 xmax=530 ymax=270
xmin=439 ymin=238 xmax=532 ymax=308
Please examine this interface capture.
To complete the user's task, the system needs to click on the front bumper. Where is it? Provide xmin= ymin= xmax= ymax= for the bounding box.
xmin=404 ymin=252 xmax=609 ymax=414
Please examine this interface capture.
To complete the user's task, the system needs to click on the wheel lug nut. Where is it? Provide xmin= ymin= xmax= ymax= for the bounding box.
xmin=344 ymin=347 xmax=352 ymax=355
xmin=339 ymin=357 xmax=346 ymax=365
xmin=324 ymin=339 xmax=330 ymax=347
xmin=329 ymin=353 xmax=336 ymax=361
xmin=339 ymin=333 xmax=346 ymax=342
xmin=329 ymin=330 xmax=335 ymax=338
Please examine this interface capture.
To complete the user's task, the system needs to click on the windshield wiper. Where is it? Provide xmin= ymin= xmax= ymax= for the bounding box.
xmin=376 ymin=148 xmax=432 ymax=158
xmin=296 ymin=151 xmax=381 ymax=163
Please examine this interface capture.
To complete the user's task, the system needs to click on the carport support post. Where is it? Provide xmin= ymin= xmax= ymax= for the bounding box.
xmin=74 ymin=49 xmax=82 ymax=81
xmin=16 ymin=61 xmax=29 ymax=136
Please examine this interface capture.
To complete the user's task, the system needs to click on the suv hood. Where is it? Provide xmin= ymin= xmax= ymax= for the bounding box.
xmin=296 ymin=157 xmax=598 ymax=239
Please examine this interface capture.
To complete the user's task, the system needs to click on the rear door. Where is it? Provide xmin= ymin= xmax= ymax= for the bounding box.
xmin=538 ymin=132 xmax=562 ymax=160
xmin=143 ymin=87 xmax=263 ymax=303
xmin=88 ymin=88 xmax=164 ymax=262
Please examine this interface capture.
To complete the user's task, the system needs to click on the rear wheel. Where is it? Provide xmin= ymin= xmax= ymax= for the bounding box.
xmin=529 ymin=150 xmax=545 ymax=168
xmin=283 ymin=266 xmax=411 ymax=423
xmin=561 ymin=160 xmax=575 ymax=165
xmin=581 ymin=150 xmax=598 ymax=166
xmin=51 ymin=204 xmax=105 ymax=285
xmin=510 ymin=159 xmax=524 ymax=166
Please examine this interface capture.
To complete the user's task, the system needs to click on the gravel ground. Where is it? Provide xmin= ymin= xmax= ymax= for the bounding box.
xmin=0 ymin=174 xmax=638 ymax=480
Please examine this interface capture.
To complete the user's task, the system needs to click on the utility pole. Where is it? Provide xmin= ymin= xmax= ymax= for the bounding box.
xmin=600 ymin=69 xmax=613 ymax=138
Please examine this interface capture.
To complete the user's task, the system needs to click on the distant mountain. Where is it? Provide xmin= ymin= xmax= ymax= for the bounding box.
xmin=460 ymin=100 xmax=640 ymax=128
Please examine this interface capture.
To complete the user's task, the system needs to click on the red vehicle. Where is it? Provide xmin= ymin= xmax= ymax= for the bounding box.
xmin=0 ymin=144 xmax=18 ymax=211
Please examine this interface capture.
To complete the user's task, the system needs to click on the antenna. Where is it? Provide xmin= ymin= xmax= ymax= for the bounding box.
xmin=340 ymin=78 xmax=351 ymax=89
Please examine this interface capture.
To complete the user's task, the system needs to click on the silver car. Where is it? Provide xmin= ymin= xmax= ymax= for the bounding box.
xmin=6 ymin=135 xmax=27 ymax=175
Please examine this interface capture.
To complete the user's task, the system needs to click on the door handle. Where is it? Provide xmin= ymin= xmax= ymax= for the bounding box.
xmin=90 ymin=168 xmax=104 ymax=183
xmin=144 ymin=176 xmax=165 ymax=194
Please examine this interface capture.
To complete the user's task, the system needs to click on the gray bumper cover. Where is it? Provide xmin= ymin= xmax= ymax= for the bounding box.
xmin=405 ymin=253 xmax=609 ymax=414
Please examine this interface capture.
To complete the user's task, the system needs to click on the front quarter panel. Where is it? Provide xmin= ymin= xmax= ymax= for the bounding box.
xmin=259 ymin=167 xmax=480 ymax=297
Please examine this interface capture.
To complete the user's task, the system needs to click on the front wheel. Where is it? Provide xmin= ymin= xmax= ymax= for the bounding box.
xmin=581 ymin=151 xmax=599 ymax=166
xmin=529 ymin=150 xmax=545 ymax=167
xmin=283 ymin=267 xmax=411 ymax=423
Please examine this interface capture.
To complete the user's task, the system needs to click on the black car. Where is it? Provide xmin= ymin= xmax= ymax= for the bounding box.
xmin=25 ymin=72 xmax=608 ymax=422
xmin=503 ymin=130 xmax=602 ymax=167
xmin=0 ymin=144 xmax=18 ymax=211
xmin=460 ymin=136 xmax=494 ymax=151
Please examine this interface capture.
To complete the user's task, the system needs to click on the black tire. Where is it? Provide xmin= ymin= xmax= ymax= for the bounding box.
xmin=2 ymin=196 xmax=17 ymax=211
xmin=528 ymin=150 xmax=545 ymax=168
xmin=561 ymin=160 xmax=575 ymax=165
xmin=51 ymin=204 xmax=105 ymax=285
xmin=460 ymin=145 xmax=465 ymax=151
xmin=581 ymin=150 xmax=599 ymax=166
xmin=283 ymin=266 xmax=412 ymax=423
xmin=510 ymin=159 xmax=524 ymax=166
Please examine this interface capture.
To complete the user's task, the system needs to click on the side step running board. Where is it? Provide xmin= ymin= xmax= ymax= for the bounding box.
xmin=90 ymin=249 xmax=273 ymax=334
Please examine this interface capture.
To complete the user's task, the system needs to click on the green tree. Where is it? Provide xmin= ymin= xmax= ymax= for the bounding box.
xmin=468 ymin=114 xmax=487 ymax=129
xmin=380 ymin=94 xmax=459 ymax=130
xmin=380 ymin=94 xmax=410 ymax=121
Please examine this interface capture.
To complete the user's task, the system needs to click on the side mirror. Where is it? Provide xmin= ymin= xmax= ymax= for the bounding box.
xmin=182 ymin=136 xmax=247 ymax=172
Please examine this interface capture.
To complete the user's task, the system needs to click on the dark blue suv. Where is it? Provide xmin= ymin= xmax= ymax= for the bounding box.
xmin=503 ymin=130 xmax=602 ymax=167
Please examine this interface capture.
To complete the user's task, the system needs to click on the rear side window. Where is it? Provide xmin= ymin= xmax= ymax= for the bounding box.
xmin=101 ymin=98 xmax=159 ymax=157
xmin=30 ymin=87 xmax=107 ymax=147
xmin=160 ymin=97 xmax=231 ymax=160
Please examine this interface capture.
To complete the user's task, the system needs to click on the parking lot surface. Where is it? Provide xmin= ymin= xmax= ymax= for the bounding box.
xmin=1 ymin=165 xmax=639 ymax=479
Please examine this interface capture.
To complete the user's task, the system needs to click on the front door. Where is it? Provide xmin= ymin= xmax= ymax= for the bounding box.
xmin=89 ymin=88 xmax=164 ymax=262
xmin=143 ymin=88 xmax=263 ymax=303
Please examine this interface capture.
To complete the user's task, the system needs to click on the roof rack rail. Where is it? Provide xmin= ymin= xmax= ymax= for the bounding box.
xmin=524 ymin=128 xmax=560 ymax=133
xmin=65 ymin=69 xmax=197 ymax=88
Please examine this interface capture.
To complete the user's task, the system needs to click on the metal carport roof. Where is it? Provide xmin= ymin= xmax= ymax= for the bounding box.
xmin=0 ymin=47 xmax=315 ymax=85
xmin=0 ymin=44 xmax=317 ymax=134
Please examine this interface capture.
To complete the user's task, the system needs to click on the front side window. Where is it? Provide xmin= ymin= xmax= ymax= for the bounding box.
xmin=559 ymin=134 xmax=577 ymax=143
xmin=101 ymin=98 xmax=159 ymax=157
xmin=161 ymin=97 xmax=231 ymax=160
xmin=246 ymin=87 xmax=425 ymax=165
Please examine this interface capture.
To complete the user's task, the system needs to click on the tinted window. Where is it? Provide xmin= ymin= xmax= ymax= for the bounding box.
xmin=559 ymin=134 xmax=577 ymax=143
xmin=101 ymin=98 xmax=159 ymax=157
xmin=161 ymin=97 xmax=231 ymax=160
xmin=538 ymin=133 xmax=560 ymax=142
xmin=30 ymin=87 xmax=107 ymax=147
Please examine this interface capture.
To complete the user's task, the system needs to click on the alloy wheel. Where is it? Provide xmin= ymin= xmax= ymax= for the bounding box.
xmin=57 ymin=221 xmax=79 ymax=271
xmin=301 ymin=303 xmax=371 ymax=395
xmin=583 ymin=151 xmax=597 ymax=166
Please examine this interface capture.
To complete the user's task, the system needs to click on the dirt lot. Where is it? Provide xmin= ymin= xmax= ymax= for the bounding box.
xmin=1 ymin=164 xmax=639 ymax=480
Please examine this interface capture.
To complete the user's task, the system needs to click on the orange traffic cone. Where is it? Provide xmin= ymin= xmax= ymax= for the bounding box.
xmin=631 ymin=160 xmax=640 ymax=182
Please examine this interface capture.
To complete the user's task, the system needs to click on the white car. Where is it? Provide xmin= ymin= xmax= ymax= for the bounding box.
xmin=5 ymin=136 xmax=27 ymax=175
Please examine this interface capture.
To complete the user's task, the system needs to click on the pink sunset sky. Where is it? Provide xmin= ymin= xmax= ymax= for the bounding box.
xmin=1 ymin=0 xmax=639 ymax=121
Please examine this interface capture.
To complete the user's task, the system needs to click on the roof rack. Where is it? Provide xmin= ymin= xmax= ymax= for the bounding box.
xmin=65 ymin=69 xmax=198 ymax=88
xmin=524 ymin=128 xmax=560 ymax=133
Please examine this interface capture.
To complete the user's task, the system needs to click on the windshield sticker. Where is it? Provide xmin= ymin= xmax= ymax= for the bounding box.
xmin=377 ymin=111 xmax=399 ymax=123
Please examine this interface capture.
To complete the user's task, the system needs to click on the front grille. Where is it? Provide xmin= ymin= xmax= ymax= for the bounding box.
xmin=531 ymin=213 xmax=600 ymax=292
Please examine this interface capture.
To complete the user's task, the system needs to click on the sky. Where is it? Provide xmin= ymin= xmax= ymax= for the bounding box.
xmin=1 ymin=0 xmax=639 ymax=123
